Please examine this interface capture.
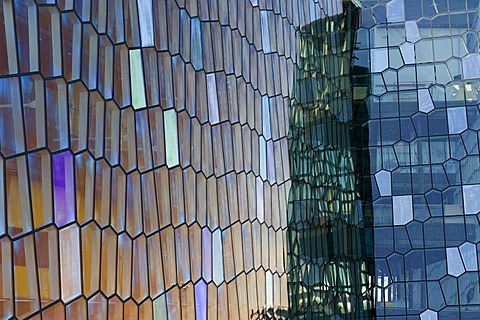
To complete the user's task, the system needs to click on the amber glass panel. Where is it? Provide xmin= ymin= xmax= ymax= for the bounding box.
xmin=81 ymin=24 xmax=98 ymax=90
xmin=155 ymin=167 xmax=171 ymax=228
xmin=6 ymin=156 xmax=32 ymax=237
xmin=207 ymin=284 xmax=217 ymax=320
xmin=68 ymin=82 xmax=88 ymax=153
xmin=39 ymin=6 xmax=61 ymax=77
xmin=66 ymin=297 xmax=87 ymax=319
xmin=25 ymin=150 xmax=52 ymax=227
xmin=141 ymin=171 xmax=159 ymax=235
xmin=61 ymin=12 xmax=81 ymax=81
xmin=126 ymin=171 xmax=142 ymax=237
xmin=14 ymin=235 xmax=39 ymax=319
xmin=88 ymin=92 xmax=105 ymax=158
xmin=75 ymin=152 xmax=94 ymax=225
xmin=110 ymin=167 xmax=126 ymax=232
xmin=189 ymin=223 xmax=201 ymax=282
xmin=98 ymin=35 xmax=113 ymax=99
xmin=116 ymin=233 xmax=132 ymax=300
xmin=169 ymin=167 xmax=185 ymax=227
xmin=175 ymin=225 xmax=190 ymax=285
xmin=100 ymin=228 xmax=117 ymax=297
xmin=149 ymin=107 xmax=165 ymax=167
xmin=104 ymin=101 xmax=120 ymax=165
xmin=35 ymin=226 xmax=59 ymax=307
xmin=0 ymin=237 xmax=13 ymax=318
xmin=120 ymin=108 xmax=137 ymax=172
xmin=43 ymin=302 xmax=65 ymax=320
xmin=106 ymin=0 xmax=124 ymax=44
xmin=94 ymin=159 xmax=111 ymax=227
xmin=166 ymin=287 xmax=180 ymax=319
xmin=88 ymin=293 xmax=107 ymax=319
xmin=113 ymin=44 xmax=130 ymax=108
xmin=139 ymin=299 xmax=153 ymax=320
xmin=180 ymin=283 xmax=194 ymax=319
xmin=160 ymin=227 xmax=176 ymax=290
xmin=124 ymin=299 xmax=138 ymax=319
xmin=107 ymin=296 xmax=123 ymax=320
xmin=147 ymin=233 xmax=164 ymax=298
xmin=81 ymin=222 xmax=101 ymax=297
xmin=132 ymin=235 xmax=148 ymax=302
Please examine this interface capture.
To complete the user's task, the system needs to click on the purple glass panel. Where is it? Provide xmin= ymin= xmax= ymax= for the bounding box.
xmin=194 ymin=280 xmax=207 ymax=320
xmin=53 ymin=151 xmax=75 ymax=227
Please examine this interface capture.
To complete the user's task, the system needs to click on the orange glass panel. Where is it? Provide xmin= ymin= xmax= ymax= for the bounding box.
xmin=66 ymin=296 xmax=86 ymax=319
xmin=35 ymin=226 xmax=59 ymax=307
xmin=107 ymin=296 xmax=123 ymax=320
xmin=13 ymin=235 xmax=39 ymax=319
xmin=0 ymin=237 xmax=13 ymax=318
xmin=132 ymin=235 xmax=148 ymax=303
xmin=28 ymin=150 xmax=53 ymax=229
xmin=88 ymin=293 xmax=107 ymax=320
xmin=100 ymin=228 xmax=117 ymax=297
xmin=116 ymin=233 xmax=132 ymax=300
xmin=81 ymin=222 xmax=101 ymax=297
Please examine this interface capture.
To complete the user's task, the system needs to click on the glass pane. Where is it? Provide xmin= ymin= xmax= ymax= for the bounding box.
xmin=14 ymin=236 xmax=40 ymax=320
xmin=59 ymin=224 xmax=81 ymax=302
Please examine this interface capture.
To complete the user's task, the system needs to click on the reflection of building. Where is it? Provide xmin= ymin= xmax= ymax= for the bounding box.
xmin=287 ymin=2 xmax=375 ymax=319
xmin=1 ymin=0 xmax=480 ymax=319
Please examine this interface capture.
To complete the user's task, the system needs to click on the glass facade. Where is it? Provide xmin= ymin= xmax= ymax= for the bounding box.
xmin=355 ymin=1 xmax=480 ymax=319
xmin=1 ymin=0 xmax=480 ymax=319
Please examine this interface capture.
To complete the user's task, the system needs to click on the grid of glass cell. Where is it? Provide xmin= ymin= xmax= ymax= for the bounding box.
xmin=0 ymin=0 xmax=311 ymax=318
xmin=354 ymin=0 xmax=480 ymax=318
xmin=6 ymin=0 xmax=480 ymax=319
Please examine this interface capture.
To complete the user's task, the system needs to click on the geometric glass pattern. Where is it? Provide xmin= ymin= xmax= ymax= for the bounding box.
xmin=2 ymin=0 xmax=480 ymax=319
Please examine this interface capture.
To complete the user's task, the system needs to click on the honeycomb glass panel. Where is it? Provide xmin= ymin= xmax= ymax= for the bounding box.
xmin=5 ymin=0 xmax=480 ymax=318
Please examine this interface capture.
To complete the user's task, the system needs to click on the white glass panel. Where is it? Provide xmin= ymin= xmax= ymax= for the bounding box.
xmin=463 ymin=184 xmax=480 ymax=214
xmin=386 ymin=0 xmax=405 ymax=23
xmin=400 ymin=42 xmax=415 ymax=64
xmin=420 ymin=309 xmax=438 ymax=320
xmin=392 ymin=195 xmax=413 ymax=225
xmin=207 ymin=74 xmax=219 ymax=124
xmin=164 ymin=109 xmax=179 ymax=168
xmin=259 ymin=137 xmax=267 ymax=180
xmin=405 ymin=21 xmax=421 ymax=43
xmin=462 ymin=54 xmax=480 ymax=80
xmin=459 ymin=242 xmax=478 ymax=271
xmin=262 ymin=96 xmax=271 ymax=140
xmin=261 ymin=11 xmax=271 ymax=53
xmin=266 ymin=271 xmax=273 ymax=308
xmin=256 ymin=177 xmax=264 ymax=223
xmin=370 ymin=48 xmax=388 ymax=73
xmin=446 ymin=247 xmax=465 ymax=276
xmin=447 ymin=107 xmax=467 ymax=134
xmin=375 ymin=170 xmax=392 ymax=196
xmin=190 ymin=18 xmax=203 ymax=70
xmin=129 ymin=49 xmax=147 ymax=109
xmin=137 ymin=0 xmax=154 ymax=46
xmin=59 ymin=224 xmax=81 ymax=302
xmin=212 ymin=229 xmax=224 ymax=285
xmin=418 ymin=89 xmax=434 ymax=113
